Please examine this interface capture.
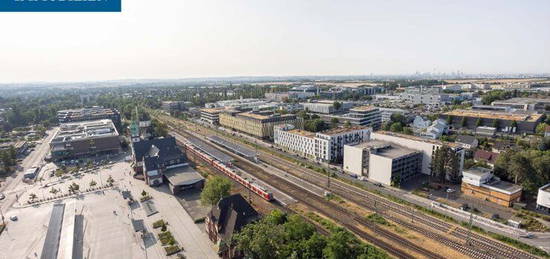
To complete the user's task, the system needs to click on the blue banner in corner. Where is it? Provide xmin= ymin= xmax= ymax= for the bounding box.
xmin=0 ymin=0 xmax=121 ymax=12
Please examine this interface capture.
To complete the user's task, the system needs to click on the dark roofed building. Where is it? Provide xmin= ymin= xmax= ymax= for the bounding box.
xmin=474 ymin=150 xmax=500 ymax=167
xmin=455 ymin=135 xmax=478 ymax=149
xmin=206 ymin=194 xmax=259 ymax=258
xmin=132 ymin=137 xmax=182 ymax=172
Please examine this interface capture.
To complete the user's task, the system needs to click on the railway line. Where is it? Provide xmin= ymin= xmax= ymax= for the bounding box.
xmin=156 ymin=113 xmax=540 ymax=259
xmin=168 ymin=125 xmax=443 ymax=259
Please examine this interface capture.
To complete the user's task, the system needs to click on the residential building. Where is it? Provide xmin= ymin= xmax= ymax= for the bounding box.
xmin=206 ymin=194 xmax=259 ymax=258
xmin=161 ymin=101 xmax=187 ymax=112
xmin=131 ymin=136 xmax=204 ymax=189
xmin=476 ymin=126 xmax=497 ymax=137
xmin=491 ymin=98 xmax=550 ymax=112
xmin=0 ymin=140 xmax=28 ymax=157
xmin=411 ymin=116 xmax=431 ymax=131
xmin=474 ymin=150 xmax=499 ymax=167
xmin=301 ymin=100 xmax=353 ymax=114
xmin=378 ymin=108 xmax=410 ymax=123
xmin=219 ymin=111 xmax=297 ymax=139
xmin=57 ymin=106 xmax=121 ymax=126
xmin=321 ymin=106 xmax=381 ymax=130
xmin=343 ymin=140 xmax=421 ymax=186
xmin=441 ymin=109 xmax=543 ymax=134
xmin=536 ymin=183 xmax=550 ymax=213
xmin=265 ymin=92 xmax=291 ymax=102
xmin=420 ymin=119 xmax=448 ymax=139
xmin=50 ymin=119 xmax=120 ymax=160
xmin=461 ymin=167 xmax=522 ymax=207
xmin=274 ymin=125 xmax=371 ymax=162
xmin=399 ymin=87 xmax=450 ymax=106
xmin=371 ymin=131 xmax=465 ymax=176
xmin=492 ymin=140 xmax=515 ymax=153
xmin=455 ymin=135 xmax=478 ymax=149
xmin=200 ymin=108 xmax=225 ymax=125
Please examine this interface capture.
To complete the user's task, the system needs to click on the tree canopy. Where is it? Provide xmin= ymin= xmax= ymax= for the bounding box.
xmin=201 ymin=176 xmax=232 ymax=205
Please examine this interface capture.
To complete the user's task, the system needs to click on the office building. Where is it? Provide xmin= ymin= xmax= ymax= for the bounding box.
xmin=343 ymin=140 xmax=421 ymax=186
xmin=219 ymin=111 xmax=297 ymax=139
xmin=321 ymin=106 xmax=381 ymax=130
xmin=50 ymin=119 xmax=120 ymax=160
xmin=274 ymin=125 xmax=370 ymax=162
xmin=200 ymin=108 xmax=225 ymax=125
xmin=491 ymin=98 xmax=550 ymax=112
xmin=371 ymin=131 xmax=465 ymax=176
xmin=461 ymin=167 xmax=522 ymax=207
xmin=57 ymin=106 xmax=121 ymax=126
xmin=378 ymin=108 xmax=410 ymax=123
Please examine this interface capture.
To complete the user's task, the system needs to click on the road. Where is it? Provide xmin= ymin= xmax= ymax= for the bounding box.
xmin=1 ymin=127 xmax=59 ymax=216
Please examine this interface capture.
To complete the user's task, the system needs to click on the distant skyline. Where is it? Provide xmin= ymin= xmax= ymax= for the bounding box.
xmin=0 ymin=0 xmax=549 ymax=83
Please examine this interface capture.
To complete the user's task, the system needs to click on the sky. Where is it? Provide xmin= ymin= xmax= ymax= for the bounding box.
xmin=0 ymin=0 xmax=549 ymax=83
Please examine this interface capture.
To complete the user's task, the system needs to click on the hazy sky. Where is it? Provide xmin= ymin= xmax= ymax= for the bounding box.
xmin=0 ymin=0 xmax=549 ymax=83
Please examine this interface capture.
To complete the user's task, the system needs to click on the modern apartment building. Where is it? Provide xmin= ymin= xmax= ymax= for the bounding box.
xmin=57 ymin=106 xmax=121 ymax=126
xmin=274 ymin=124 xmax=370 ymax=162
xmin=399 ymin=87 xmax=450 ymax=106
xmin=219 ymin=111 xmax=297 ymax=139
xmin=50 ymin=119 xmax=121 ymax=160
xmin=343 ymin=140 xmax=421 ymax=186
xmin=301 ymin=100 xmax=353 ymax=114
xmin=377 ymin=107 xmax=410 ymax=123
xmin=371 ymin=131 xmax=465 ymax=176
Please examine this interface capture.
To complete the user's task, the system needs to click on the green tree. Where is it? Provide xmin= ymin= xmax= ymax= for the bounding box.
xmin=403 ymin=127 xmax=413 ymax=135
xmin=29 ymin=193 xmax=37 ymax=201
xmin=106 ymin=175 xmax=115 ymax=186
xmin=475 ymin=118 xmax=482 ymax=127
xmin=333 ymin=101 xmax=342 ymax=111
xmin=344 ymin=121 xmax=352 ymax=128
xmin=390 ymin=122 xmax=403 ymax=132
xmin=461 ymin=117 xmax=467 ymax=127
xmin=536 ymin=123 xmax=548 ymax=135
xmin=430 ymin=145 xmax=461 ymax=183
xmin=330 ymin=118 xmax=339 ymax=128
xmin=89 ymin=180 xmax=97 ymax=188
xmin=200 ymin=176 xmax=231 ymax=206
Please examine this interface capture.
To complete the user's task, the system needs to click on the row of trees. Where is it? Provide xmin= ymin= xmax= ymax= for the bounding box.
xmin=381 ymin=114 xmax=413 ymax=134
xmin=0 ymin=145 xmax=17 ymax=174
xmin=430 ymin=145 xmax=461 ymax=184
xmin=494 ymin=149 xmax=550 ymax=195
xmin=233 ymin=210 xmax=389 ymax=259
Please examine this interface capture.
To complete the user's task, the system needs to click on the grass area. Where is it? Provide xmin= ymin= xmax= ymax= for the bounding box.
xmin=152 ymin=219 xmax=166 ymax=229
xmin=158 ymin=231 xmax=177 ymax=246
xmin=366 ymin=213 xmax=393 ymax=227
xmin=164 ymin=245 xmax=182 ymax=256
xmin=305 ymin=212 xmax=341 ymax=233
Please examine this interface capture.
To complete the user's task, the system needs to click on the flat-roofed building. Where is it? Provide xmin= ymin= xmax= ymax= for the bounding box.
xmin=50 ymin=119 xmax=120 ymax=160
xmin=57 ymin=106 xmax=121 ymax=126
xmin=492 ymin=97 xmax=550 ymax=112
xmin=461 ymin=167 xmax=522 ymax=207
xmin=274 ymin=125 xmax=371 ymax=162
xmin=441 ymin=109 xmax=543 ymax=134
xmin=536 ymin=183 xmax=550 ymax=213
xmin=162 ymin=101 xmax=187 ymax=112
xmin=219 ymin=111 xmax=297 ymax=139
xmin=200 ymin=108 xmax=225 ymax=125
xmin=320 ymin=106 xmax=382 ymax=130
xmin=399 ymin=86 xmax=450 ymax=106
xmin=378 ymin=107 xmax=410 ymax=123
xmin=343 ymin=140 xmax=421 ymax=186
xmin=301 ymin=100 xmax=353 ymax=114
xmin=371 ymin=131 xmax=465 ymax=176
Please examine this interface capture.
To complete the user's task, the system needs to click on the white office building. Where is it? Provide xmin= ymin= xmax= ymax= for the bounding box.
xmin=537 ymin=183 xmax=550 ymax=213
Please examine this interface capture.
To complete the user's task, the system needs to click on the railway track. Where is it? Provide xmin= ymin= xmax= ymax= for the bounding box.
xmin=157 ymin=113 xmax=540 ymax=259
xmin=263 ymin=152 xmax=538 ymax=259
xmin=169 ymin=126 xmax=443 ymax=259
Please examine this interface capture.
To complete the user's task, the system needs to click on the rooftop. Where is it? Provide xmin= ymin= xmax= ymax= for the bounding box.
xmin=354 ymin=140 xmax=419 ymax=159
xmin=287 ymin=129 xmax=316 ymax=138
xmin=350 ymin=105 xmax=378 ymax=112
xmin=484 ymin=178 xmax=522 ymax=195
xmin=373 ymin=131 xmax=461 ymax=148
xmin=443 ymin=109 xmax=543 ymax=122
xmin=492 ymin=97 xmax=550 ymax=105
xmin=164 ymin=165 xmax=204 ymax=186
xmin=464 ymin=167 xmax=493 ymax=177
xmin=51 ymin=119 xmax=118 ymax=143
xmin=201 ymin=107 xmax=225 ymax=114
xmin=237 ymin=111 xmax=295 ymax=121
xmin=318 ymin=126 xmax=369 ymax=136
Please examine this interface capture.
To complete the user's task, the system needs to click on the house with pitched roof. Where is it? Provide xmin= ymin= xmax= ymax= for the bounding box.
xmin=205 ymin=194 xmax=259 ymax=258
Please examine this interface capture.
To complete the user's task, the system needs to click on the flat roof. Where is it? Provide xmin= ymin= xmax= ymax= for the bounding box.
xmin=492 ymin=97 xmax=550 ymax=105
xmin=207 ymin=135 xmax=257 ymax=158
xmin=372 ymin=145 xmax=419 ymax=159
xmin=51 ymin=119 xmax=118 ymax=143
xmin=464 ymin=167 xmax=492 ymax=177
xmin=443 ymin=109 xmax=542 ymax=122
xmin=484 ymin=179 xmax=522 ymax=195
xmin=164 ymin=166 xmax=204 ymax=186
xmin=201 ymin=108 xmax=225 ymax=114
xmin=350 ymin=105 xmax=378 ymax=112
xmin=374 ymin=131 xmax=461 ymax=148
xmin=187 ymin=136 xmax=233 ymax=164
xmin=287 ymin=129 xmax=316 ymax=138
xmin=319 ymin=126 xmax=368 ymax=136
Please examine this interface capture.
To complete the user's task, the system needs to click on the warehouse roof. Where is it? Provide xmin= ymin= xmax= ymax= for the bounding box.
xmin=443 ymin=109 xmax=542 ymax=122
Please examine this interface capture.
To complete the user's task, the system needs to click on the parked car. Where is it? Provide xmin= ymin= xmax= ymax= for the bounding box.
xmin=0 ymin=193 xmax=5 ymax=200
xmin=10 ymin=215 xmax=18 ymax=221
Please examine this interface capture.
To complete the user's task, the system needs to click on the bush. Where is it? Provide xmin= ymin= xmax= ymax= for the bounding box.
xmin=194 ymin=217 xmax=205 ymax=224
xmin=158 ymin=231 xmax=176 ymax=246
xmin=366 ymin=213 xmax=393 ymax=226
xmin=153 ymin=219 xmax=166 ymax=229
xmin=164 ymin=245 xmax=181 ymax=256
xmin=161 ymin=224 xmax=167 ymax=232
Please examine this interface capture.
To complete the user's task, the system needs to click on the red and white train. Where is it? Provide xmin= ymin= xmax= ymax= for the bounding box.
xmin=178 ymin=138 xmax=274 ymax=201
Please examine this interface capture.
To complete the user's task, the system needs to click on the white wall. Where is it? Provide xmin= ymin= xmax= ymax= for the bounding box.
xmin=368 ymin=154 xmax=393 ymax=185
xmin=537 ymin=185 xmax=550 ymax=209
xmin=343 ymin=145 xmax=363 ymax=176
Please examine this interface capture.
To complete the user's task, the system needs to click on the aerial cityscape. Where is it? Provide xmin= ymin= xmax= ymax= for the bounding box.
xmin=1 ymin=1 xmax=550 ymax=259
